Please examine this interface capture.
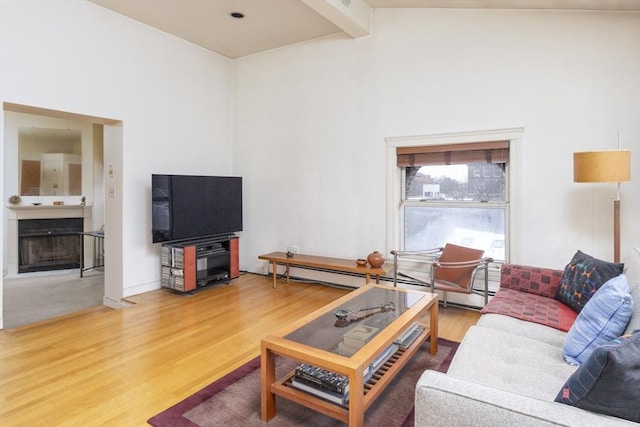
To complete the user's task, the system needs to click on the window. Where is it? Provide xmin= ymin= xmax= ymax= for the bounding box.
xmin=398 ymin=142 xmax=508 ymax=261
xmin=402 ymin=165 xmax=507 ymax=261
xmin=386 ymin=129 xmax=523 ymax=265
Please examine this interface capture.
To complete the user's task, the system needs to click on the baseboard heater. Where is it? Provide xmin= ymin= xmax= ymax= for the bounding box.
xmin=267 ymin=264 xmax=495 ymax=310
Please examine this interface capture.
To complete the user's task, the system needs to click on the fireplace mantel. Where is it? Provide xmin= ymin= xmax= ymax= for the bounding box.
xmin=5 ymin=205 xmax=93 ymax=276
xmin=7 ymin=204 xmax=91 ymax=219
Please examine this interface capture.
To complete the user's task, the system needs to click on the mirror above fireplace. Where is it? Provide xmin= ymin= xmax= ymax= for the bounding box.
xmin=18 ymin=127 xmax=82 ymax=196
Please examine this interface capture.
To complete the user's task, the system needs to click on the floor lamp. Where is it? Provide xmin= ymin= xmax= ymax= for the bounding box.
xmin=573 ymin=150 xmax=631 ymax=263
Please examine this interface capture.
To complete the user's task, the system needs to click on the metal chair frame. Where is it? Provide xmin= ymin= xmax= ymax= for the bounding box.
xmin=391 ymin=245 xmax=493 ymax=307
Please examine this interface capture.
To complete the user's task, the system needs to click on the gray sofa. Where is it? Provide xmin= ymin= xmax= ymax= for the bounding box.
xmin=416 ymin=248 xmax=640 ymax=426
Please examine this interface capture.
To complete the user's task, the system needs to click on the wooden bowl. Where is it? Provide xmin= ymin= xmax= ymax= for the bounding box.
xmin=356 ymin=259 xmax=367 ymax=267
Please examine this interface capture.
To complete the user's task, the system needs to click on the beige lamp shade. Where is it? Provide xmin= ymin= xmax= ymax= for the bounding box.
xmin=573 ymin=150 xmax=631 ymax=183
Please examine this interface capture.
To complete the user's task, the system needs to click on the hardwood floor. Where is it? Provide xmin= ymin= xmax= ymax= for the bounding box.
xmin=0 ymin=273 xmax=480 ymax=426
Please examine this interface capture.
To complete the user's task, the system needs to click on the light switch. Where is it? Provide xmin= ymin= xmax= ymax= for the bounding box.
xmin=108 ymin=186 xmax=116 ymax=198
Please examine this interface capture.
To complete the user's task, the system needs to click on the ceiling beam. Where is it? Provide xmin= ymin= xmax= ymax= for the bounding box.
xmin=302 ymin=0 xmax=372 ymax=38
xmin=3 ymin=102 xmax=120 ymax=125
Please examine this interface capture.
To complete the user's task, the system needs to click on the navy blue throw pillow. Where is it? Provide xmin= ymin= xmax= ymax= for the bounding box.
xmin=555 ymin=330 xmax=640 ymax=422
xmin=555 ymin=250 xmax=624 ymax=313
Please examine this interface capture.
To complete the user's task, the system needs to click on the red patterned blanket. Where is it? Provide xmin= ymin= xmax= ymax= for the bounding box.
xmin=481 ymin=289 xmax=577 ymax=332
xmin=480 ymin=263 xmax=577 ymax=332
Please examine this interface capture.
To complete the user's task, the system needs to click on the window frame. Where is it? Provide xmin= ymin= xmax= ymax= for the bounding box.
xmin=385 ymin=128 xmax=523 ymax=265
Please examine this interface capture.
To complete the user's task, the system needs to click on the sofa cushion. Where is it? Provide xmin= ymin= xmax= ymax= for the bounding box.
xmin=416 ymin=370 xmax=637 ymax=427
xmin=622 ymin=248 xmax=640 ymax=335
xmin=499 ymin=264 xmax=563 ymax=298
xmin=481 ymin=289 xmax=577 ymax=331
xmin=555 ymin=250 xmax=624 ymax=313
xmin=477 ymin=313 xmax=568 ymax=348
xmin=562 ymin=274 xmax=633 ymax=366
xmin=449 ymin=325 xmax=577 ymax=400
xmin=556 ymin=330 xmax=640 ymax=423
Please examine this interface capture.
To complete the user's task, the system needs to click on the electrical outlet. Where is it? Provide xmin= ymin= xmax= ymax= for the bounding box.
xmin=292 ymin=246 xmax=299 ymax=254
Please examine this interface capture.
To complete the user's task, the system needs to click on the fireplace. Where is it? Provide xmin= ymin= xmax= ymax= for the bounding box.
xmin=18 ymin=218 xmax=83 ymax=273
xmin=5 ymin=205 xmax=93 ymax=276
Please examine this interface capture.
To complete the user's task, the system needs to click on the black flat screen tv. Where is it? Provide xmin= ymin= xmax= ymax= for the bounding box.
xmin=152 ymin=174 xmax=243 ymax=243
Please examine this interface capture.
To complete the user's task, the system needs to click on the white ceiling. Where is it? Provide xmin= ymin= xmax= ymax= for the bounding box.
xmin=90 ymin=0 xmax=640 ymax=58
xmin=365 ymin=0 xmax=640 ymax=9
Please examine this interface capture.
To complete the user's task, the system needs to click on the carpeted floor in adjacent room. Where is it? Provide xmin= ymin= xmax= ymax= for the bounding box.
xmin=2 ymin=270 xmax=104 ymax=329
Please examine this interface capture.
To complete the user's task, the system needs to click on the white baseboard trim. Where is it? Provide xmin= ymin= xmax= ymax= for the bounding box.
xmin=123 ymin=280 xmax=160 ymax=298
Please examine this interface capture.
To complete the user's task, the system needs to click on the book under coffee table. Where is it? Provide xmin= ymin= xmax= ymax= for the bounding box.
xmin=260 ymin=284 xmax=438 ymax=427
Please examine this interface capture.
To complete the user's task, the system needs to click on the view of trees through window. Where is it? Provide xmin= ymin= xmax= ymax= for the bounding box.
xmin=403 ymin=163 xmax=507 ymax=261
xmin=405 ymin=164 xmax=505 ymax=202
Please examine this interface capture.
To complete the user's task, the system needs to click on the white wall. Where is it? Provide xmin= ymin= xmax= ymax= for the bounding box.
xmin=0 ymin=1 xmax=234 ymax=308
xmin=1 ymin=4 xmax=638 ymax=318
xmin=235 ymin=9 xmax=640 ymax=273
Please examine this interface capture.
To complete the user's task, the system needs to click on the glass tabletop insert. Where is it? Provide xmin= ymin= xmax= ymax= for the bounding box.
xmin=284 ymin=287 xmax=424 ymax=357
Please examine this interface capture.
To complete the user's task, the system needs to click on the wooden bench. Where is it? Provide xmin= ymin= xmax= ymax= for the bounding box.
xmin=258 ymin=252 xmax=391 ymax=288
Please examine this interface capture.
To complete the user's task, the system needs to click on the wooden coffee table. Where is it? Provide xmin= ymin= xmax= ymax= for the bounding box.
xmin=260 ymin=284 xmax=438 ymax=426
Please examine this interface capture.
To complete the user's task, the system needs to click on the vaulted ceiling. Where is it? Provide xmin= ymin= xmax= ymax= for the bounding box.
xmin=90 ymin=0 xmax=640 ymax=58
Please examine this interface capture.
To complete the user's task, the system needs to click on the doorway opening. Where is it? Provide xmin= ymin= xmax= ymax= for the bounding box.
xmin=2 ymin=102 xmax=122 ymax=329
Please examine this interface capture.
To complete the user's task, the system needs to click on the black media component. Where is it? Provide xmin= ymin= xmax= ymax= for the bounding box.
xmin=151 ymin=174 xmax=243 ymax=243
xmin=195 ymin=241 xmax=229 ymax=285
xmin=160 ymin=235 xmax=239 ymax=292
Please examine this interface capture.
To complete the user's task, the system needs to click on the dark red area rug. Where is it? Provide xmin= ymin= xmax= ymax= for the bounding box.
xmin=148 ymin=338 xmax=458 ymax=427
